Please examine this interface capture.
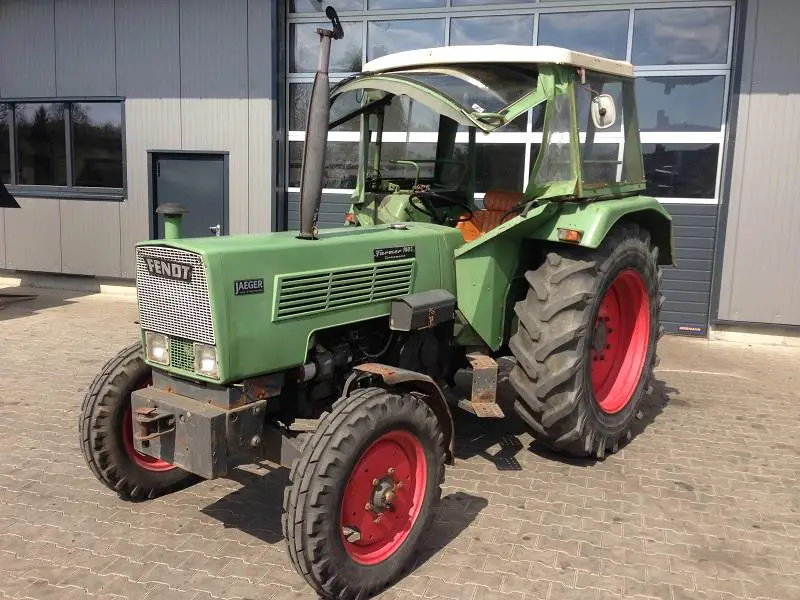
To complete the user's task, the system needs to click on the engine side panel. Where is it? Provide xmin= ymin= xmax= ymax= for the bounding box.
xmin=137 ymin=223 xmax=458 ymax=383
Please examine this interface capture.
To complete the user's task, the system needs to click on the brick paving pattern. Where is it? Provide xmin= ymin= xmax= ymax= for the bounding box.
xmin=1 ymin=288 xmax=799 ymax=599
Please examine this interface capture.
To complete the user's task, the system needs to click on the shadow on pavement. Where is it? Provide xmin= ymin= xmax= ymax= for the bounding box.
xmin=526 ymin=375 xmax=681 ymax=466
xmin=200 ymin=466 xmax=289 ymax=545
xmin=0 ymin=286 xmax=92 ymax=322
xmin=453 ymin=406 xmax=528 ymax=471
xmin=199 ymin=469 xmax=489 ymax=558
xmin=410 ymin=490 xmax=488 ymax=569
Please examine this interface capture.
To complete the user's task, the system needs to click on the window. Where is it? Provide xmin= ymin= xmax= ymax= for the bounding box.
xmin=290 ymin=0 xmax=362 ymax=12
xmin=636 ymin=76 xmax=726 ymax=132
xmin=291 ymin=22 xmax=363 ymax=73
xmin=0 ymin=104 xmax=10 ymax=184
xmin=450 ymin=15 xmax=534 ymax=47
xmin=368 ymin=0 xmax=445 ymax=8
xmin=0 ymin=99 xmax=124 ymax=195
xmin=367 ymin=19 xmax=445 ymax=61
xmin=538 ymin=11 xmax=629 ymax=61
xmin=642 ymin=143 xmax=719 ymax=199
xmin=71 ymin=103 xmax=124 ymax=189
xmin=454 ymin=143 xmax=526 ymax=192
xmin=534 ymin=93 xmax=574 ymax=187
xmin=632 ymin=7 xmax=731 ymax=66
xmin=15 ymin=103 xmax=67 ymax=186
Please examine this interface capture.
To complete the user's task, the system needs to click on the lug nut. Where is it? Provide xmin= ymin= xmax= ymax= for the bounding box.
xmin=365 ymin=503 xmax=373 ymax=511
xmin=388 ymin=467 xmax=395 ymax=475
xmin=372 ymin=478 xmax=379 ymax=486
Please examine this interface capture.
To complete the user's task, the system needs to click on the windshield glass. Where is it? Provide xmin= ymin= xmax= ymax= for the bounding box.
xmin=386 ymin=65 xmax=538 ymax=115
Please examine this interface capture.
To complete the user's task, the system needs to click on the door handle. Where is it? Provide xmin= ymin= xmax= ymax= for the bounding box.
xmin=209 ymin=224 xmax=221 ymax=236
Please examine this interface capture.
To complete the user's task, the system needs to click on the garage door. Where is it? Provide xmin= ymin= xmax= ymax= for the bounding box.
xmin=284 ymin=0 xmax=736 ymax=335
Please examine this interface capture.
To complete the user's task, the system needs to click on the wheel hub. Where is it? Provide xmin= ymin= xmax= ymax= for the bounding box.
xmin=339 ymin=430 xmax=427 ymax=565
xmin=592 ymin=319 xmax=609 ymax=355
xmin=370 ymin=473 xmax=400 ymax=512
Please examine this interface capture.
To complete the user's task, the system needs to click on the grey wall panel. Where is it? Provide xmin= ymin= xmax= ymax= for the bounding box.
xmin=115 ymin=0 xmax=180 ymax=98
xmin=0 ymin=209 xmax=6 ymax=268
xmin=180 ymin=0 xmax=250 ymax=234
xmin=718 ymin=0 xmax=800 ymax=326
xmin=60 ymin=200 xmax=121 ymax=277
xmin=179 ymin=0 xmax=248 ymax=99
xmin=114 ymin=1 xmax=182 ymax=277
xmin=118 ymin=99 xmax=183 ymax=278
xmin=0 ymin=0 xmax=57 ymax=97
xmin=181 ymin=99 xmax=249 ymax=234
xmin=248 ymin=0 xmax=276 ymax=234
xmin=54 ymin=0 xmax=116 ymax=96
xmin=661 ymin=203 xmax=717 ymax=335
xmin=4 ymin=198 xmax=61 ymax=273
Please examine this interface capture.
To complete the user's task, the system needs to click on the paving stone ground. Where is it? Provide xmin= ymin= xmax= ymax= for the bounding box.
xmin=1 ymin=287 xmax=799 ymax=600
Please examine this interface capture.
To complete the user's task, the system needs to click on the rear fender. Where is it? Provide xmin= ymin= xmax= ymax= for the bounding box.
xmin=452 ymin=196 xmax=674 ymax=351
xmin=526 ymin=196 xmax=675 ymax=266
xmin=344 ymin=363 xmax=455 ymax=464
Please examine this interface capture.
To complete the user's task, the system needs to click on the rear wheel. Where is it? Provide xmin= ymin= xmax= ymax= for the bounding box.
xmin=509 ymin=222 xmax=663 ymax=458
xmin=282 ymin=387 xmax=445 ymax=599
xmin=79 ymin=342 xmax=196 ymax=500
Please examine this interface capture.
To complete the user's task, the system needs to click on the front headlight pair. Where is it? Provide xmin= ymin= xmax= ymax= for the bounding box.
xmin=144 ymin=331 xmax=219 ymax=379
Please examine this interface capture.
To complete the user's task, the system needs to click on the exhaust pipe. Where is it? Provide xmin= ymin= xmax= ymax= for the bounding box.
xmin=298 ymin=6 xmax=344 ymax=240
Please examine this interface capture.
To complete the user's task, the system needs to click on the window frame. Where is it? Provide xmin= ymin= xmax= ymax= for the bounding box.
xmin=0 ymin=96 xmax=127 ymax=200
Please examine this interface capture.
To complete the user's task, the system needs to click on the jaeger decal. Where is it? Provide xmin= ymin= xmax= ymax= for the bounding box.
xmin=234 ymin=279 xmax=265 ymax=296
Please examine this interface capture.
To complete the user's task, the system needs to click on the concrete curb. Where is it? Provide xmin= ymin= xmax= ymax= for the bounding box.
xmin=0 ymin=271 xmax=137 ymax=298
xmin=710 ymin=326 xmax=800 ymax=348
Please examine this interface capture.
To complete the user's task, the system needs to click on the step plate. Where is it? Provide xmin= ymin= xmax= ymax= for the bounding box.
xmin=465 ymin=351 xmax=504 ymax=418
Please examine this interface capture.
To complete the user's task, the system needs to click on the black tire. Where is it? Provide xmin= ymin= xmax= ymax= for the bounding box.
xmin=282 ymin=387 xmax=446 ymax=600
xmin=79 ymin=342 xmax=196 ymax=500
xmin=509 ymin=222 xmax=663 ymax=459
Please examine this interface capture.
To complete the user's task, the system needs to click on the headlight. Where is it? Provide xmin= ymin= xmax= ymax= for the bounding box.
xmin=194 ymin=343 xmax=219 ymax=378
xmin=144 ymin=331 xmax=170 ymax=365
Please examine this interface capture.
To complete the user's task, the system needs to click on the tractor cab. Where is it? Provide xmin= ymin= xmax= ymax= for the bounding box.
xmin=328 ymin=45 xmax=645 ymax=243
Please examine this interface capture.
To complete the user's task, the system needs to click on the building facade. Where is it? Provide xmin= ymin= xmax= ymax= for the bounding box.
xmin=0 ymin=0 xmax=797 ymax=335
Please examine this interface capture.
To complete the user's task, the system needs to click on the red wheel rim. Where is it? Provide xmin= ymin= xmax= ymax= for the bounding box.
xmin=121 ymin=376 xmax=176 ymax=472
xmin=590 ymin=269 xmax=651 ymax=414
xmin=339 ymin=430 xmax=427 ymax=565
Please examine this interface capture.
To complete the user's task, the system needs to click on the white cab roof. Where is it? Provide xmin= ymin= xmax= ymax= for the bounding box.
xmin=362 ymin=45 xmax=634 ymax=78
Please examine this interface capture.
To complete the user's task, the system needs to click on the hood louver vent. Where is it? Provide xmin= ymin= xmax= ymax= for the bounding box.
xmin=275 ymin=260 xmax=415 ymax=321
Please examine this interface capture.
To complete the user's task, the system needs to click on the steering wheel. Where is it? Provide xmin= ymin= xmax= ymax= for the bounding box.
xmin=409 ymin=190 xmax=474 ymax=226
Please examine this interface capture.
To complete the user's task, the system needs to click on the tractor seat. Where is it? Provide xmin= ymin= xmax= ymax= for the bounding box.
xmin=456 ymin=190 xmax=523 ymax=242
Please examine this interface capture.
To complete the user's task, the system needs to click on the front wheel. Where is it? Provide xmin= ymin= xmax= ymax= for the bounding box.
xmin=79 ymin=342 xmax=196 ymax=500
xmin=282 ymin=387 xmax=446 ymax=599
xmin=509 ymin=222 xmax=663 ymax=458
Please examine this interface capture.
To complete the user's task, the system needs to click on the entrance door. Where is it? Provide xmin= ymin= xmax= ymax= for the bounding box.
xmin=151 ymin=153 xmax=227 ymax=239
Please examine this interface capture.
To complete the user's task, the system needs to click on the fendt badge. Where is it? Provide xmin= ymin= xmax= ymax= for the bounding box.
xmin=144 ymin=256 xmax=194 ymax=283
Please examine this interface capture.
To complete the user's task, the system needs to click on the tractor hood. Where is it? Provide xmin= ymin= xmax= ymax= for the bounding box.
xmin=134 ymin=223 xmax=463 ymax=384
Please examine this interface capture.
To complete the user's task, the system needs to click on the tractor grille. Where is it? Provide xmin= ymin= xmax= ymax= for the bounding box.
xmin=275 ymin=260 xmax=415 ymax=321
xmin=170 ymin=337 xmax=195 ymax=373
xmin=135 ymin=246 xmax=216 ymax=345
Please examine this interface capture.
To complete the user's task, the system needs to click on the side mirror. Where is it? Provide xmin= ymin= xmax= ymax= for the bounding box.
xmin=591 ymin=94 xmax=616 ymax=130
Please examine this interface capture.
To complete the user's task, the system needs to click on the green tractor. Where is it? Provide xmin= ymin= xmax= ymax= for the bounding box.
xmin=79 ymin=7 xmax=672 ymax=599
